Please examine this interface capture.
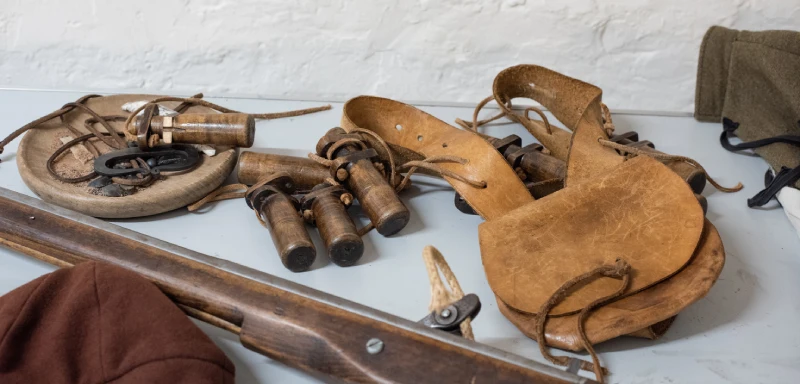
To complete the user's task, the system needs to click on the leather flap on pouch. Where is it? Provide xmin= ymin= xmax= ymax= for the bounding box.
xmin=496 ymin=219 xmax=724 ymax=351
xmin=341 ymin=96 xmax=532 ymax=220
xmin=479 ymin=155 xmax=704 ymax=316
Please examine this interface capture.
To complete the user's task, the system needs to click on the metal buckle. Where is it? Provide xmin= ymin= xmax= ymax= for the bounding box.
xmin=93 ymin=144 xmax=200 ymax=178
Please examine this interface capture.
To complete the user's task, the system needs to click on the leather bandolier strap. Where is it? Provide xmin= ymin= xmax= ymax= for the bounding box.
xmin=341 ymin=96 xmax=531 ymax=220
xmin=340 ymin=64 xmax=727 ymax=382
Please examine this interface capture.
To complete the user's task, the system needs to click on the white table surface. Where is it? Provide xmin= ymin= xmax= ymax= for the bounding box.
xmin=0 ymin=90 xmax=798 ymax=384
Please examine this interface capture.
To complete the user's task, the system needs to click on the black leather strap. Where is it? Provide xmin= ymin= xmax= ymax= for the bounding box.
xmin=721 ymin=118 xmax=800 ymax=207
xmin=748 ymin=166 xmax=800 ymax=207
xmin=720 ymin=118 xmax=800 ymax=151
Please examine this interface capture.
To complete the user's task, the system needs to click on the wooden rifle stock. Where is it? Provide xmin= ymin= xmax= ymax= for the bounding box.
xmin=0 ymin=187 xmax=588 ymax=384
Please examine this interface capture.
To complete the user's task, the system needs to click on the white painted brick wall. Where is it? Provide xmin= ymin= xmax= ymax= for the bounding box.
xmin=0 ymin=0 xmax=797 ymax=112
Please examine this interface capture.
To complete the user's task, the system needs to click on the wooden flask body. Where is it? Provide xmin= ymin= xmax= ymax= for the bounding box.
xmin=515 ymin=149 xmax=566 ymax=181
xmin=238 ymin=152 xmax=329 ymax=191
xmin=311 ymin=193 xmax=363 ymax=267
xmin=151 ymin=113 xmax=255 ymax=147
xmin=341 ymin=152 xmax=409 ymax=237
xmin=260 ymin=193 xmax=316 ymax=272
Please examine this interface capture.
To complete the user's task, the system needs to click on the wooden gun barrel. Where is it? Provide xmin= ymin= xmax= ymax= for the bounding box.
xmin=0 ymin=187 xmax=586 ymax=384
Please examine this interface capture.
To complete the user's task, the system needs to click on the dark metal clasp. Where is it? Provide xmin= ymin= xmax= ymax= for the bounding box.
xmin=93 ymin=144 xmax=200 ymax=178
xmin=418 ymin=294 xmax=482 ymax=337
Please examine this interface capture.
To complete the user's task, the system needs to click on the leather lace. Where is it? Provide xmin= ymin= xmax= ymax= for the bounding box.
xmin=535 ymin=259 xmax=632 ymax=384
xmin=0 ymin=93 xmax=205 ymax=162
xmin=123 ymin=97 xmax=331 ymax=145
xmin=598 ymin=139 xmax=744 ymax=193
xmin=0 ymin=93 xmax=331 ymax=187
xmin=188 ymin=175 xmax=294 ymax=228
xmin=304 ymin=128 xmax=486 ymax=235
xmin=454 ymin=95 xmax=616 ymax=137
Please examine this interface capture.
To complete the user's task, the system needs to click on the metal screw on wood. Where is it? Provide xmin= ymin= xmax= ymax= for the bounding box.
xmin=366 ymin=338 xmax=384 ymax=354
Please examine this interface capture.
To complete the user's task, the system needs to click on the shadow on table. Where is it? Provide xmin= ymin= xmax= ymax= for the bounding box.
xmin=110 ymin=204 xmax=192 ymax=223
xmin=0 ymin=151 xmax=17 ymax=164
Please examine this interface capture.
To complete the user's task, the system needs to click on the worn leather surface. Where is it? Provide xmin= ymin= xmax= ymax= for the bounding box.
xmin=480 ymin=64 xmax=708 ymax=318
xmin=341 ymin=96 xmax=531 ymax=220
xmin=494 ymin=64 xmax=625 ymax=184
xmin=492 ymin=65 xmax=591 ymax=162
xmin=480 ymin=155 xmax=704 ymax=315
xmin=497 ymin=219 xmax=725 ymax=351
xmin=494 ymin=64 xmax=703 ymax=192
xmin=339 ymin=64 xmax=720 ymax=350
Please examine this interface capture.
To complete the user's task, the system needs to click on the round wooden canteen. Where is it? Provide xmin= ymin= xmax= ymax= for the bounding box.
xmin=17 ymin=94 xmax=237 ymax=218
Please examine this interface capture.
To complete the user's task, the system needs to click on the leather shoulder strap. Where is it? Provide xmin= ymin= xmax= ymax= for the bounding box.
xmin=493 ymin=64 xmax=625 ymax=185
xmin=492 ymin=64 xmax=601 ymax=161
xmin=341 ymin=96 xmax=532 ymax=220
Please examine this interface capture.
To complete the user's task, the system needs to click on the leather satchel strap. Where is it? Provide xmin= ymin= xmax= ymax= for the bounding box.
xmin=341 ymin=96 xmax=532 ymax=220
xmin=492 ymin=64 xmax=625 ymax=184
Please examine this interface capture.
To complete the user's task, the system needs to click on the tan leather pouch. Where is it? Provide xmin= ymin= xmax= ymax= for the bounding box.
xmin=480 ymin=67 xmax=705 ymax=316
xmin=340 ymin=65 xmax=724 ymax=351
xmin=483 ymin=65 xmax=725 ymax=348
xmin=498 ymin=219 xmax=724 ymax=350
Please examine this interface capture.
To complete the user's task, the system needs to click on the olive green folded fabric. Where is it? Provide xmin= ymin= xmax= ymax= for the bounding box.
xmin=695 ymin=26 xmax=800 ymax=189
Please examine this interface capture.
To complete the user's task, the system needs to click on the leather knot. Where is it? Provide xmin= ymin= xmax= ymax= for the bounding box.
xmin=608 ymin=259 xmax=631 ymax=278
xmin=534 ymin=257 xmax=633 ymax=383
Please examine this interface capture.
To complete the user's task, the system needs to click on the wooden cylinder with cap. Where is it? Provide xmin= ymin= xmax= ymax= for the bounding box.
xmin=259 ymin=193 xmax=316 ymax=272
xmin=317 ymin=128 xmax=409 ymax=237
xmin=238 ymin=152 xmax=329 ymax=192
xmin=510 ymin=146 xmax=566 ymax=181
xmin=344 ymin=154 xmax=409 ymax=236
xmin=303 ymin=185 xmax=364 ymax=267
xmin=246 ymin=175 xmax=316 ymax=273
xmin=134 ymin=113 xmax=255 ymax=147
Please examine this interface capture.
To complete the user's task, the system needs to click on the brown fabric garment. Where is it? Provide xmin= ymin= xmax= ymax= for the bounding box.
xmin=695 ymin=25 xmax=800 ymax=188
xmin=0 ymin=261 xmax=234 ymax=384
